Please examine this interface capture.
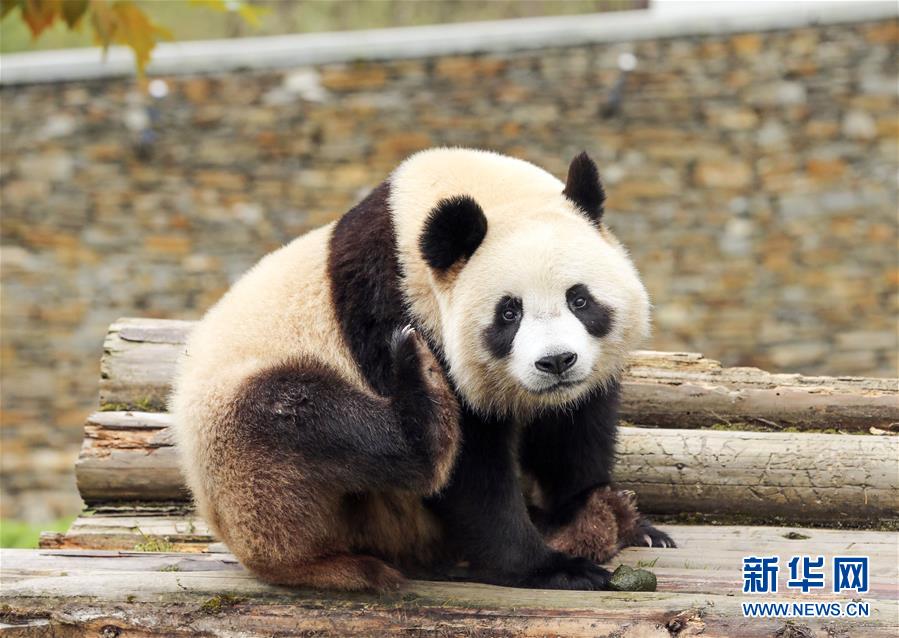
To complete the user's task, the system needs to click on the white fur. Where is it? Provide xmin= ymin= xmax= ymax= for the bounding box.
xmin=390 ymin=148 xmax=650 ymax=419
xmin=510 ymin=310 xmax=596 ymax=394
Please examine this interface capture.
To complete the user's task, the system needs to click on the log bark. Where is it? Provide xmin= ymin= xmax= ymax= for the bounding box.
xmin=75 ymin=411 xmax=899 ymax=522
xmin=3 ymin=544 xmax=897 ymax=637
xmin=75 ymin=412 xmax=188 ymax=502
xmin=98 ymin=318 xmax=899 ymax=431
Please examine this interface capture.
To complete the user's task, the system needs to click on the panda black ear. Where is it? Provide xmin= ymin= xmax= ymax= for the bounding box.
xmin=563 ymin=151 xmax=606 ymax=224
xmin=420 ymin=195 xmax=488 ymax=272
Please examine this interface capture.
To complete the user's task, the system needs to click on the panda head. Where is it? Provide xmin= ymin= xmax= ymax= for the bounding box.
xmin=418 ymin=152 xmax=649 ymax=418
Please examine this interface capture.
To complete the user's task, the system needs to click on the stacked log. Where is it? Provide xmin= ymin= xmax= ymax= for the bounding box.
xmin=67 ymin=317 xmax=899 ymax=528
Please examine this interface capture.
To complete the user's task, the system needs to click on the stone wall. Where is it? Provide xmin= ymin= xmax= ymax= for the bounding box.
xmin=1 ymin=17 xmax=897 ymax=521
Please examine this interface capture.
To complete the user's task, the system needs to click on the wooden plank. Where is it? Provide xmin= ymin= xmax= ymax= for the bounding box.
xmin=41 ymin=517 xmax=899 ymax=553
xmin=75 ymin=411 xmax=899 ymax=523
xmin=98 ymin=317 xmax=899 ymax=431
xmin=2 ymin=548 xmax=897 ymax=637
xmin=38 ymin=520 xmax=899 ymax=596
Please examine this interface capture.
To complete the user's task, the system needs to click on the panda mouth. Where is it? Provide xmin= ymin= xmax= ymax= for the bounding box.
xmin=530 ymin=378 xmax=584 ymax=395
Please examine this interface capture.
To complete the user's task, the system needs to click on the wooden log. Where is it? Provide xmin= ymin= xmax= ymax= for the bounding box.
xmin=75 ymin=411 xmax=899 ymax=522
xmin=623 ymin=351 xmax=899 ymax=432
xmin=2 ymin=544 xmax=897 ymax=637
xmin=99 ymin=318 xmax=193 ymax=412
xmin=615 ymin=428 xmax=899 ymax=522
xmin=75 ymin=411 xmax=188 ymax=502
xmin=98 ymin=317 xmax=899 ymax=431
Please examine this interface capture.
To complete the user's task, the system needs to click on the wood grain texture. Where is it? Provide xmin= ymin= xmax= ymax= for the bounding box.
xmin=2 ymin=545 xmax=897 ymax=637
xmin=75 ymin=412 xmax=188 ymax=502
xmin=74 ymin=411 xmax=899 ymax=522
xmin=615 ymin=427 xmax=899 ymax=521
xmin=38 ymin=520 xmax=899 ymax=596
xmin=98 ymin=318 xmax=899 ymax=431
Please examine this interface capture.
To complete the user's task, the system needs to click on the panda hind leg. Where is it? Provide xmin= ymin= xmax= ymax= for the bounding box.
xmin=246 ymin=553 xmax=404 ymax=593
xmin=229 ymin=329 xmax=458 ymax=496
xmin=208 ymin=335 xmax=459 ymax=591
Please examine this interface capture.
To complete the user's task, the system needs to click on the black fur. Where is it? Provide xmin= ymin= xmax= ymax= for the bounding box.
xmin=519 ymin=384 xmax=673 ymax=550
xmin=232 ymin=350 xmax=443 ymax=493
xmin=566 ymin=284 xmax=614 ymax=338
xmin=519 ymin=382 xmax=619 ymax=527
xmin=482 ymin=295 xmax=522 ymax=358
xmin=419 ymin=195 xmax=488 ymax=272
xmin=328 ymin=182 xmax=408 ymax=396
xmin=563 ymin=152 xmax=605 ymax=224
xmin=232 ymin=321 xmax=457 ymax=496
xmin=427 ymin=405 xmax=611 ymax=590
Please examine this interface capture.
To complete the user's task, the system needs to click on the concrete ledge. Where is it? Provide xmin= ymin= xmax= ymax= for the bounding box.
xmin=0 ymin=1 xmax=896 ymax=85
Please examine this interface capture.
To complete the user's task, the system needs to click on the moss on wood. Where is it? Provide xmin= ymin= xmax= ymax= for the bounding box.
xmin=199 ymin=594 xmax=244 ymax=614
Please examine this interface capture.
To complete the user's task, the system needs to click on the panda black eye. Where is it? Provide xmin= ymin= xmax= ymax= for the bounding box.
xmin=572 ymin=297 xmax=588 ymax=309
xmin=502 ymin=308 xmax=519 ymax=322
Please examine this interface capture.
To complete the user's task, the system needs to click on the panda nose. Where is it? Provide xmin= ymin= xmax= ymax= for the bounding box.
xmin=535 ymin=352 xmax=578 ymax=375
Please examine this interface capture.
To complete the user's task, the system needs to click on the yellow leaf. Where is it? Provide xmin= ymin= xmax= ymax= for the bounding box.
xmin=110 ymin=1 xmax=172 ymax=77
xmin=189 ymin=0 xmax=266 ymax=26
xmin=21 ymin=0 xmax=59 ymax=38
xmin=89 ymin=0 xmax=117 ymax=48
xmin=189 ymin=0 xmax=227 ymax=10
xmin=236 ymin=2 xmax=265 ymax=27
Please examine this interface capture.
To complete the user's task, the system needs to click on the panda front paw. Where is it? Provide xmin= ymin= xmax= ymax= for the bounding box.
xmin=390 ymin=325 xmax=448 ymax=393
xmin=626 ymin=520 xmax=676 ymax=549
xmin=389 ymin=324 xmax=423 ymax=376
xmin=389 ymin=325 xmax=460 ymax=493
xmin=521 ymin=554 xmax=612 ymax=591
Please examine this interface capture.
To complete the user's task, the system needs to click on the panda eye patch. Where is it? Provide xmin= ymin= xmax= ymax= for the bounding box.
xmin=566 ymin=284 xmax=614 ymax=338
xmin=567 ymin=285 xmax=593 ymax=312
xmin=483 ymin=296 xmax=523 ymax=358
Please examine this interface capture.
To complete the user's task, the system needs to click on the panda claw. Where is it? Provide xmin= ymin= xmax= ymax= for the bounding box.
xmin=628 ymin=522 xmax=676 ymax=550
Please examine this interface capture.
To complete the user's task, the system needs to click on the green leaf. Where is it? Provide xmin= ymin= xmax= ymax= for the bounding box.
xmin=60 ymin=0 xmax=87 ymax=28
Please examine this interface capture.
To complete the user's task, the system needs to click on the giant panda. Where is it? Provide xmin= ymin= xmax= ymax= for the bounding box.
xmin=171 ymin=147 xmax=673 ymax=593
